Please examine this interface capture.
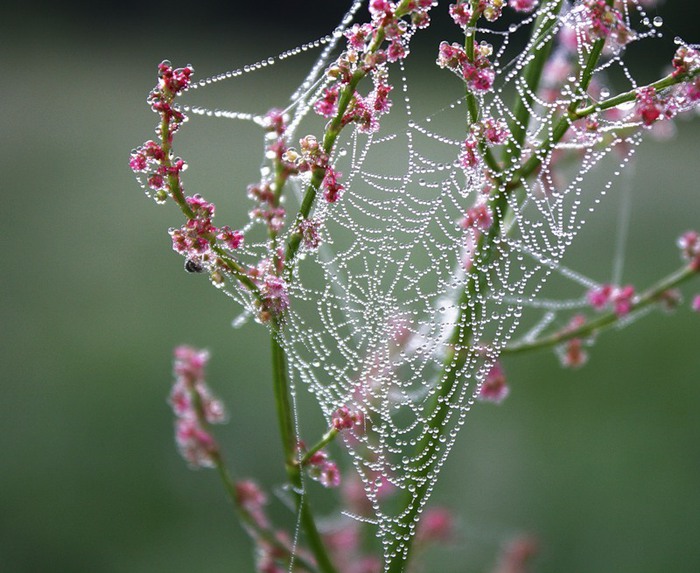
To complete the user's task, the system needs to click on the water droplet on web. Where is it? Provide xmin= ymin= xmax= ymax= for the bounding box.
xmin=653 ymin=16 xmax=663 ymax=27
xmin=232 ymin=310 xmax=251 ymax=329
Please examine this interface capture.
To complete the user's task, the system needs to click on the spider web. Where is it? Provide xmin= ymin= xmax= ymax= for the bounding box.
xmin=173 ymin=0 xmax=690 ymax=567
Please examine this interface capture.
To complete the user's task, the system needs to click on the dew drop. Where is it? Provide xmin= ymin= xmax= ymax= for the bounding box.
xmin=232 ymin=310 xmax=251 ymax=329
xmin=653 ymin=16 xmax=663 ymax=27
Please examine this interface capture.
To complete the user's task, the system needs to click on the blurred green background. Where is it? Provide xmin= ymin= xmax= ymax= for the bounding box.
xmin=1 ymin=1 xmax=699 ymax=572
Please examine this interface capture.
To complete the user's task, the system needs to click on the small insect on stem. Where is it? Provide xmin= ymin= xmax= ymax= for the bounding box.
xmin=184 ymin=259 xmax=205 ymax=273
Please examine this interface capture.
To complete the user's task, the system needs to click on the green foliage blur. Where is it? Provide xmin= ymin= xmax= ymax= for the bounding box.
xmin=1 ymin=2 xmax=698 ymax=572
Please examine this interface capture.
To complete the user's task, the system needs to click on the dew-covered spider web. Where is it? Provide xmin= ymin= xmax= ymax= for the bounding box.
xmin=169 ymin=0 xmax=695 ymax=567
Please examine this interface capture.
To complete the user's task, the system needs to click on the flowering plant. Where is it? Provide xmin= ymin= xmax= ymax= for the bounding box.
xmin=131 ymin=1 xmax=699 ymax=572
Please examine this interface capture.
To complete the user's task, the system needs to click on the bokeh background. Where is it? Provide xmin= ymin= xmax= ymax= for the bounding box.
xmin=2 ymin=1 xmax=699 ymax=572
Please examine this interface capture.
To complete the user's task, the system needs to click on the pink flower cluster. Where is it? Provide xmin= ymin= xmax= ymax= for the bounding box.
xmin=510 ymin=0 xmax=538 ymax=12
xmin=461 ymin=203 xmax=493 ymax=232
xmin=246 ymin=109 xmax=297 ymax=234
xmin=331 ymin=405 xmax=363 ymax=431
xmin=449 ymin=0 xmax=506 ymax=26
xmin=169 ymin=346 xmax=226 ymax=468
xmin=678 ymin=230 xmax=700 ymax=271
xmin=130 ymin=61 xmax=193 ymax=203
xmin=635 ymin=48 xmax=700 ymax=126
xmin=587 ymin=283 xmax=636 ymax=317
xmin=580 ymin=0 xmax=629 ymax=45
xmin=672 ymin=45 xmax=700 ymax=78
xmin=459 ymin=117 xmax=511 ymax=171
xmin=284 ymin=135 xmax=346 ymax=204
xmin=316 ymin=66 xmax=394 ymax=136
xmin=258 ymin=274 xmax=290 ymax=324
xmin=316 ymin=0 xmax=436 ymax=138
xmin=132 ymin=63 xmax=245 ymax=276
xmin=170 ymin=195 xmax=243 ymax=271
xmin=236 ymin=479 xmax=269 ymax=529
xmin=298 ymin=218 xmax=322 ymax=251
xmin=692 ymin=295 xmax=700 ymax=313
xmin=558 ymin=314 xmax=588 ymax=369
xmin=305 ymin=447 xmax=341 ymax=489
xmin=477 ymin=361 xmax=509 ymax=403
xmin=416 ymin=506 xmax=454 ymax=544
xmin=437 ymin=40 xmax=495 ymax=93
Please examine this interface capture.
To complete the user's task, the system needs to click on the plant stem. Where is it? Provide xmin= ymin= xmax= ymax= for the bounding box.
xmin=300 ymin=428 xmax=339 ymax=467
xmin=387 ymin=4 xmax=608 ymax=570
xmin=505 ymin=0 xmax=564 ymax=166
xmin=284 ymin=0 xmax=416 ymax=277
xmin=271 ymin=331 xmax=339 ymax=573
xmin=502 ymin=265 xmax=698 ymax=355
xmin=187 ymin=380 xmax=318 ymax=573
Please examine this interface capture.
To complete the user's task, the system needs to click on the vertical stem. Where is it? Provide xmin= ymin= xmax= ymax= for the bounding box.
xmin=271 ymin=331 xmax=339 ymax=573
xmin=505 ymin=0 xmax=564 ymax=166
xmin=388 ymin=3 xmax=611 ymax=571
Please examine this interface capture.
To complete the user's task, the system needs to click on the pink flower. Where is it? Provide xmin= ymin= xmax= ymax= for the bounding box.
xmin=436 ymin=41 xmax=468 ymax=71
xmin=217 ymin=226 xmax=243 ymax=250
xmin=331 ymin=405 xmax=363 ymax=431
xmin=259 ymin=275 xmax=290 ymax=322
xmin=236 ymin=480 xmax=268 ymax=528
xmin=692 ymin=295 xmax=700 ymax=312
xmin=461 ymin=203 xmax=493 ymax=232
xmin=262 ymin=108 xmax=287 ymax=135
xmin=481 ymin=117 xmax=511 ymax=146
xmin=174 ymin=417 xmax=217 ymax=468
xmin=314 ymin=86 xmax=340 ymax=118
xmin=558 ymin=315 xmax=588 ymax=369
xmin=493 ymin=535 xmax=538 ymax=573
xmin=459 ymin=134 xmax=480 ymax=170
xmin=678 ymin=230 xmax=700 ymax=270
xmin=345 ymin=23 xmax=374 ymax=51
xmin=299 ymin=218 xmax=322 ymax=251
xmin=510 ymin=0 xmax=538 ymax=13
xmin=587 ymin=284 xmax=614 ymax=309
xmin=636 ymin=86 xmax=663 ymax=126
xmin=323 ymin=167 xmax=345 ymax=203
xmin=305 ymin=447 xmax=342 ymax=488
xmin=612 ymin=285 xmax=635 ymax=317
xmin=561 ymin=338 xmax=587 ymax=369
xmin=386 ymin=39 xmax=408 ymax=62
xmin=478 ymin=362 xmax=509 ymax=403
xmin=587 ymin=284 xmax=635 ymax=316
xmin=581 ymin=0 xmax=625 ymax=42
xmin=449 ymin=2 xmax=473 ymax=27
xmin=672 ymin=45 xmax=700 ymax=78
xmin=416 ymin=506 xmax=454 ymax=544
xmin=173 ymin=345 xmax=209 ymax=383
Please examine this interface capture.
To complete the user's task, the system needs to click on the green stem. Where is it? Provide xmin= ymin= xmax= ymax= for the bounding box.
xmin=502 ymin=265 xmax=698 ymax=355
xmin=387 ymin=5 xmax=613 ymax=571
xmin=188 ymin=383 xmax=318 ymax=573
xmin=284 ymin=0 xmax=416 ymax=277
xmin=271 ymin=331 xmax=339 ymax=573
xmin=505 ymin=0 xmax=564 ymax=166
xmin=300 ymin=428 xmax=339 ymax=467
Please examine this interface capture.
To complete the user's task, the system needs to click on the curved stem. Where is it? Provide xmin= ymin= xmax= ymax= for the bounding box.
xmin=387 ymin=5 xmax=612 ymax=570
xmin=502 ymin=265 xmax=698 ymax=355
xmin=188 ymin=380 xmax=318 ymax=573
xmin=283 ymin=0 xmax=416 ymax=277
xmin=300 ymin=428 xmax=339 ymax=467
